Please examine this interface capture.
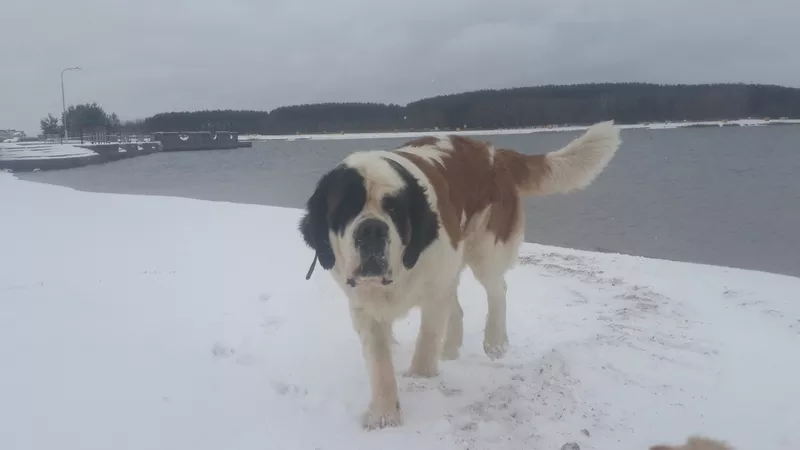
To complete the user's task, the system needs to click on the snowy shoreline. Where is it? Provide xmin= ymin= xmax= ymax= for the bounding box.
xmin=1 ymin=173 xmax=798 ymax=450
xmin=239 ymin=118 xmax=800 ymax=142
xmin=0 ymin=141 xmax=162 ymax=172
xmin=0 ymin=142 xmax=98 ymax=160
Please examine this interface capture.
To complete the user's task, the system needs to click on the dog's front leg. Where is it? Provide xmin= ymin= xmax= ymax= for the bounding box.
xmin=352 ymin=309 xmax=402 ymax=429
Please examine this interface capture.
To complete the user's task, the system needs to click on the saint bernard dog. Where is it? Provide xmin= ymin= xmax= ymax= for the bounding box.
xmin=299 ymin=121 xmax=621 ymax=429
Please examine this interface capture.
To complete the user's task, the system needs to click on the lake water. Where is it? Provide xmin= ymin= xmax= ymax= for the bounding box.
xmin=17 ymin=125 xmax=800 ymax=277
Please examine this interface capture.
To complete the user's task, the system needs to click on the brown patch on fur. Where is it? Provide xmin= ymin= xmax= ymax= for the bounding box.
xmin=493 ymin=149 xmax=551 ymax=195
xmin=396 ymin=151 xmax=462 ymax=248
xmin=403 ymin=136 xmax=439 ymax=147
xmin=650 ymin=436 xmax=733 ymax=450
xmin=396 ymin=135 xmax=544 ymax=246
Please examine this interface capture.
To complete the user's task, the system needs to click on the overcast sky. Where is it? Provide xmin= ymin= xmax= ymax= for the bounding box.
xmin=2 ymin=0 xmax=798 ymax=135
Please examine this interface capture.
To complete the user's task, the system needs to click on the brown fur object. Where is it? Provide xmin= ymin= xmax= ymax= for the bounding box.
xmin=650 ymin=436 xmax=734 ymax=450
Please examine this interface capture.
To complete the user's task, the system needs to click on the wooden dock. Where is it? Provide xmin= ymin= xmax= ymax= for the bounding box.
xmin=153 ymin=131 xmax=242 ymax=151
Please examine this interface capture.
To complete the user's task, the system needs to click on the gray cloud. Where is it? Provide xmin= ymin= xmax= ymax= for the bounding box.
xmin=2 ymin=0 xmax=798 ymax=134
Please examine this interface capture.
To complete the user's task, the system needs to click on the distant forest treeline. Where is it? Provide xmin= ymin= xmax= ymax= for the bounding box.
xmin=138 ymin=83 xmax=800 ymax=134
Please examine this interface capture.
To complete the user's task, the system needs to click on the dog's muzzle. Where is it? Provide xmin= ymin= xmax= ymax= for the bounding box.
xmin=354 ymin=218 xmax=389 ymax=278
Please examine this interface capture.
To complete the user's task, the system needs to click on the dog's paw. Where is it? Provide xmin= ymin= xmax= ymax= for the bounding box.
xmin=483 ymin=338 xmax=509 ymax=360
xmin=440 ymin=346 xmax=459 ymax=361
xmin=403 ymin=368 xmax=439 ymax=378
xmin=404 ymin=363 xmax=439 ymax=378
xmin=361 ymin=401 xmax=403 ymax=430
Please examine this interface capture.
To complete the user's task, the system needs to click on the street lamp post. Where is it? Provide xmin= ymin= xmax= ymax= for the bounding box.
xmin=61 ymin=66 xmax=81 ymax=142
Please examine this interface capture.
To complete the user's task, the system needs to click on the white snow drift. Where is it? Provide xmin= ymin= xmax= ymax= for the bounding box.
xmin=1 ymin=173 xmax=798 ymax=450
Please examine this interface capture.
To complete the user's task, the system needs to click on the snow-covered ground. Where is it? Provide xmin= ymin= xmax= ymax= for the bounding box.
xmin=0 ymin=142 xmax=97 ymax=160
xmin=239 ymin=118 xmax=800 ymax=142
xmin=1 ymin=173 xmax=798 ymax=450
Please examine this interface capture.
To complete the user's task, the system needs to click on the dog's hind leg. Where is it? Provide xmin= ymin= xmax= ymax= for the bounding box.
xmin=406 ymin=293 xmax=451 ymax=377
xmin=466 ymin=230 xmax=521 ymax=361
xmin=441 ymin=287 xmax=463 ymax=360
xmin=475 ymin=272 xmax=508 ymax=360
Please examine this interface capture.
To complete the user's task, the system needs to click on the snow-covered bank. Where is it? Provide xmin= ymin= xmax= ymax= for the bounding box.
xmin=0 ymin=142 xmax=97 ymax=160
xmin=0 ymin=142 xmax=163 ymax=173
xmin=1 ymin=173 xmax=798 ymax=450
xmin=239 ymin=118 xmax=800 ymax=142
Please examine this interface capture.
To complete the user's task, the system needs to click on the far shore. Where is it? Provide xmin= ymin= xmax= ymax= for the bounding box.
xmin=238 ymin=117 xmax=800 ymax=142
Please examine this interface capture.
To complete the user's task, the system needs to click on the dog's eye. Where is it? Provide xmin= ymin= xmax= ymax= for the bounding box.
xmin=383 ymin=198 xmax=398 ymax=213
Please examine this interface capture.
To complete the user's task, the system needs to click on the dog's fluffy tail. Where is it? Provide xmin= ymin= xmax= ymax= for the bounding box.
xmin=513 ymin=120 xmax=621 ymax=196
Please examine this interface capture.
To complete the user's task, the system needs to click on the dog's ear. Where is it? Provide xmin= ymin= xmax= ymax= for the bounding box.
xmin=298 ymin=173 xmax=336 ymax=270
xmin=299 ymin=165 xmax=367 ymax=271
xmin=384 ymin=159 xmax=438 ymax=269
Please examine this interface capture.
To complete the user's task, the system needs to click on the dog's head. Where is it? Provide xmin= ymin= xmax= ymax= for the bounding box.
xmin=298 ymin=152 xmax=438 ymax=288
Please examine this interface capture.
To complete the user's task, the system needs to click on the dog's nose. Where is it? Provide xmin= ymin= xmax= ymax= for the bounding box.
xmin=356 ymin=219 xmax=388 ymax=242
